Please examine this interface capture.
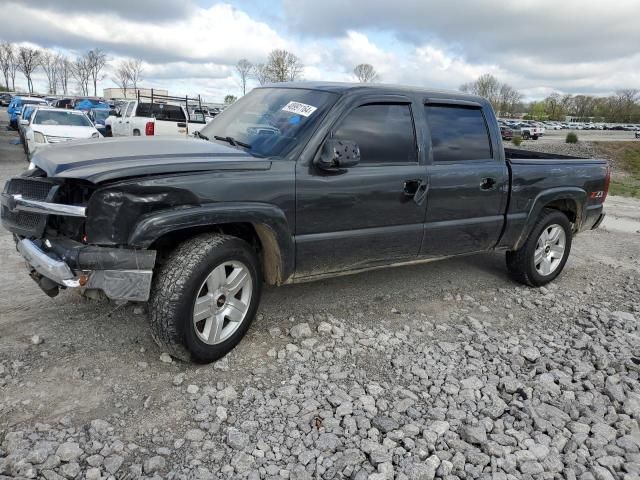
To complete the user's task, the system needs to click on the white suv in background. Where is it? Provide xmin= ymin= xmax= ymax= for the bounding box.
xmin=23 ymin=108 xmax=102 ymax=157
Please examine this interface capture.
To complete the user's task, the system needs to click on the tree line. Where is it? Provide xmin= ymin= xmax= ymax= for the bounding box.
xmin=0 ymin=41 xmax=144 ymax=98
xmin=530 ymin=90 xmax=640 ymax=123
xmin=461 ymin=73 xmax=640 ymax=123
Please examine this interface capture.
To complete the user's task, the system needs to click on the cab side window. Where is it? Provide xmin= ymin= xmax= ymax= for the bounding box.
xmin=334 ymin=104 xmax=417 ymax=164
xmin=425 ymin=105 xmax=492 ymax=162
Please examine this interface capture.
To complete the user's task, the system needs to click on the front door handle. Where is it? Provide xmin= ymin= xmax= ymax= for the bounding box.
xmin=403 ymin=179 xmax=422 ymax=196
xmin=480 ymin=177 xmax=497 ymax=191
xmin=403 ymin=179 xmax=429 ymax=206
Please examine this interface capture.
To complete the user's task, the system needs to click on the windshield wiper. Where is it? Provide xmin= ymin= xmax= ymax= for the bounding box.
xmin=194 ymin=130 xmax=209 ymax=140
xmin=213 ymin=135 xmax=251 ymax=149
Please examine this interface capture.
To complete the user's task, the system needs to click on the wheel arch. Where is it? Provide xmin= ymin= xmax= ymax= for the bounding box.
xmin=129 ymin=203 xmax=295 ymax=285
xmin=513 ymin=187 xmax=586 ymax=250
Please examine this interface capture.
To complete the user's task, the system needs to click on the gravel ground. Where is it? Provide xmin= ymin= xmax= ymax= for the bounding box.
xmin=1 ymin=113 xmax=640 ymax=480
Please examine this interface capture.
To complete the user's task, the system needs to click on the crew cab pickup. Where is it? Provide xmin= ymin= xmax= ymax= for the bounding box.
xmin=1 ymin=82 xmax=609 ymax=363
xmin=108 ymin=100 xmax=205 ymax=137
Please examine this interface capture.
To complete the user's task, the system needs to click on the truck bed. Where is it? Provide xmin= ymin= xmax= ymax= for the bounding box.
xmin=504 ymin=147 xmax=591 ymax=161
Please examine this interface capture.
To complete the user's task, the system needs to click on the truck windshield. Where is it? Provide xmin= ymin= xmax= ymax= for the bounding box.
xmin=200 ymin=87 xmax=339 ymax=158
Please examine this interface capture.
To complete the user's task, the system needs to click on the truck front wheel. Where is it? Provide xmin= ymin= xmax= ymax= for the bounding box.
xmin=149 ymin=233 xmax=261 ymax=363
xmin=506 ymin=209 xmax=572 ymax=287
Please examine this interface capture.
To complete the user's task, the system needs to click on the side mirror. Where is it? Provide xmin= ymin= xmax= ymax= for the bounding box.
xmin=108 ymin=109 xmax=119 ymax=117
xmin=20 ymin=119 xmax=29 ymax=126
xmin=315 ymin=139 xmax=360 ymax=170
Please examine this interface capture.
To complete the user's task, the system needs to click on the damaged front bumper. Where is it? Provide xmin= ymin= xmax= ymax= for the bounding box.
xmin=16 ymin=237 xmax=156 ymax=302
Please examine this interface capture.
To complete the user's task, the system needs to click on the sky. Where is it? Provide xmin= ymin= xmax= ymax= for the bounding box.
xmin=1 ymin=0 xmax=639 ymax=103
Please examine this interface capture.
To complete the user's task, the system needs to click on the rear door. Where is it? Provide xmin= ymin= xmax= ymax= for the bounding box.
xmin=420 ymin=102 xmax=508 ymax=256
xmin=295 ymin=98 xmax=428 ymax=277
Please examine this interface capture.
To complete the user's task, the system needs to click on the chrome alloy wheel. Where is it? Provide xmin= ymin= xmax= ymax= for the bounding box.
xmin=534 ymin=224 xmax=566 ymax=276
xmin=192 ymin=261 xmax=253 ymax=345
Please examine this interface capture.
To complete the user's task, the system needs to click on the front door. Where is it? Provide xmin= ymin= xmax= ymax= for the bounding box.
xmin=295 ymin=100 xmax=428 ymax=277
xmin=421 ymin=103 xmax=508 ymax=256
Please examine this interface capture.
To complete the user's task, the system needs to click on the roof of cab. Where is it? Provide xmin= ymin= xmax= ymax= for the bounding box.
xmin=262 ymin=81 xmax=488 ymax=105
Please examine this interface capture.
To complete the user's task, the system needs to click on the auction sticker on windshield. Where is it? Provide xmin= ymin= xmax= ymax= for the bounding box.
xmin=281 ymin=101 xmax=317 ymax=117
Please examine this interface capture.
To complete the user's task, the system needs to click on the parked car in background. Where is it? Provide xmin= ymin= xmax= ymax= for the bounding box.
xmin=74 ymin=98 xmax=110 ymax=113
xmin=1 ymin=82 xmax=610 ymax=362
xmin=110 ymin=100 xmax=205 ymax=137
xmin=87 ymin=108 xmax=110 ymax=137
xmin=7 ymin=96 xmax=47 ymax=129
xmin=500 ymin=125 xmax=514 ymax=140
xmin=54 ymin=98 xmax=73 ymax=109
xmin=519 ymin=123 xmax=545 ymax=140
xmin=0 ymin=93 xmax=13 ymax=106
xmin=23 ymin=108 xmax=102 ymax=157
xmin=17 ymin=104 xmax=40 ymax=150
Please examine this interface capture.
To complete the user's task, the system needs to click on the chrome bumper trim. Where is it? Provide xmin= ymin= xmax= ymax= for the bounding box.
xmin=16 ymin=239 xmax=153 ymax=301
xmin=4 ymin=193 xmax=86 ymax=218
xmin=17 ymin=239 xmax=80 ymax=287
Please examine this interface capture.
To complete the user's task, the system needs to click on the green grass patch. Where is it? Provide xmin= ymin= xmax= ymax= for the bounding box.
xmin=594 ymin=142 xmax=640 ymax=198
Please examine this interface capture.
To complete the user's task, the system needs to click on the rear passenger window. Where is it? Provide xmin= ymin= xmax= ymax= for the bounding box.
xmin=425 ymin=105 xmax=492 ymax=162
xmin=334 ymin=104 xmax=417 ymax=164
xmin=155 ymin=105 xmax=186 ymax=122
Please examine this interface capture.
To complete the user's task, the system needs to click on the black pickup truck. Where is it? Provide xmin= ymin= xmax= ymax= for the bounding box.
xmin=1 ymin=82 xmax=609 ymax=362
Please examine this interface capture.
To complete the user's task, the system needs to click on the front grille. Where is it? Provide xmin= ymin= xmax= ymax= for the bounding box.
xmin=45 ymin=136 xmax=73 ymax=143
xmin=1 ymin=205 xmax=42 ymax=229
xmin=2 ymin=178 xmax=56 ymax=237
xmin=5 ymin=178 xmax=53 ymax=201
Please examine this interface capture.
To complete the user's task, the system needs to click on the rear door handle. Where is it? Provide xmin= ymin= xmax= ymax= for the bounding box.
xmin=177 ymin=122 xmax=187 ymax=128
xmin=480 ymin=177 xmax=497 ymax=191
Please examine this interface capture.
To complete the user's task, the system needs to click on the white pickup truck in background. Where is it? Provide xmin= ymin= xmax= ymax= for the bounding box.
xmin=108 ymin=100 xmax=206 ymax=137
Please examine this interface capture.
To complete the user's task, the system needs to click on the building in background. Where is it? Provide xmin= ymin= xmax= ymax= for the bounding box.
xmin=103 ymin=87 xmax=169 ymax=100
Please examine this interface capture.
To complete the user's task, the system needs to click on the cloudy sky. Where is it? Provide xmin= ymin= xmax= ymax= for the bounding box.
xmin=2 ymin=0 xmax=639 ymax=102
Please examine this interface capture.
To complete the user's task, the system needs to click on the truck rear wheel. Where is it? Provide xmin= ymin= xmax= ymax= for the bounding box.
xmin=506 ymin=209 xmax=572 ymax=287
xmin=149 ymin=233 xmax=261 ymax=363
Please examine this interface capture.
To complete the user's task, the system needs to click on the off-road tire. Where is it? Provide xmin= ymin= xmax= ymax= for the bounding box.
xmin=506 ymin=208 xmax=572 ymax=287
xmin=149 ymin=233 xmax=261 ymax=363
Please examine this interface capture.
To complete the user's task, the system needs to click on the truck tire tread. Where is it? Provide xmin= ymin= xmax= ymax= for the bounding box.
xmin=148 ymin=233 xmax=260 ymax=362
xmin=506 ymin=208 xmax=572 ymax=287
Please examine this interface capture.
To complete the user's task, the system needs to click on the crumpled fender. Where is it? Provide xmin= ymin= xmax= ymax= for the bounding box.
xmin=85 ymin=185 xmax=200 ymax=245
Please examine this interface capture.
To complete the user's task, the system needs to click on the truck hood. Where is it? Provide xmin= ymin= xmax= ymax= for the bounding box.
xmin=30 ymin=136 xmax=270 ymax=183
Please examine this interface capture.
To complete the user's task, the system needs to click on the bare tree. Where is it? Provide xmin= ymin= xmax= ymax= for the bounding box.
xmin=40 ymin=50 xmax=60 ymax=94
xmin=353 ymin=63 xmax=378 ymax=83
xmin=86 ymin=49 xmax=107 ymax=96
xmin=460 ymin=73 xmax=501 ymax=107
xmin=124 ymin=58 xmax=143 ymax=93
xmin=264 ymin=49 xmax=303 ymax=83
xmin=72 ymin=56 xmax=91 ymax=96
xmin=497 ymin=83 xmax=523 ymax=117
xmin=0 ymin=42 xmax=15 ymax=90
xmin=251 ymin=63 xmax=271 ymax=86
xmin=57 ymin=56 xmax=72 ymax=95
xmin=235 ymin=58 xmax=252 ymax=95
xmin=615 ymin=88 xmax=639 ymax=122
xmin=113 ymin=60 xmax=131 ymax=98
xmin=16 ymin=46 xmax=41 ymax=93
xmin=460 ymin=73 xmax=523 ymax=116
